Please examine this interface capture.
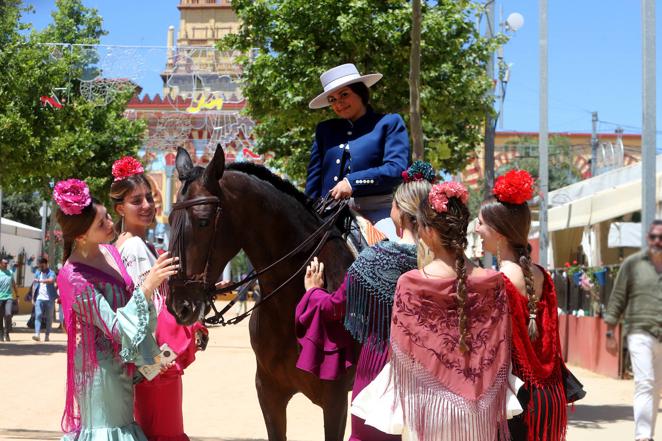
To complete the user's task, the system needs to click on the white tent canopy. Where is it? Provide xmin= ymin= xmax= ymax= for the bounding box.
xmin=547 ymin=155 xmax=662 ymax=232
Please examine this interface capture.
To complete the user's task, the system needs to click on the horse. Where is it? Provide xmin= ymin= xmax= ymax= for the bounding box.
xmin=166 ymin=146 xmax=357 ymax=441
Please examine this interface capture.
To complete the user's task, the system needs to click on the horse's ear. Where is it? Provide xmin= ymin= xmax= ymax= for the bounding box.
xmin=203 ymin=144 xmax=225 ymax=190
xmin=175 ymin=147 xmax=194 ymax=182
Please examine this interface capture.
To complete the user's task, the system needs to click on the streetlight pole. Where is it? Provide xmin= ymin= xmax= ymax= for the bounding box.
xmin=641 ymin=0 xmax=656 ymax=237
xmin=483 ymin=0 xmax=496 ymax=199
xmin=538 ymin=0 xmax=549 ymax=268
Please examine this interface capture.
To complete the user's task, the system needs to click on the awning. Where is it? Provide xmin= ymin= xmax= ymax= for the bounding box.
xmin=548 ymin=171 xmax=662 ymax=232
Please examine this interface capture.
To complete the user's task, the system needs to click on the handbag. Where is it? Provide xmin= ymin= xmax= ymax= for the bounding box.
xmin=10 ymin=299 xmax=18 ymax=315
xmin=561 ymin=363 xmax=586 ymax=403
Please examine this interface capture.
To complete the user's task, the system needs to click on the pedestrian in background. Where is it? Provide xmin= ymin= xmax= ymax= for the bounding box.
xmin=32 ymin=257 xmax=58 ymax=342
xmin=605 ymin=220 xmax=662 ymax=441
xmin=0 ymin=258 xmax=18 ymax=342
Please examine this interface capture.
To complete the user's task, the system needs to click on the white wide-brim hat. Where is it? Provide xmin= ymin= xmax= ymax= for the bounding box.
xmin=309 ymin=63 xmax=382 ymax=109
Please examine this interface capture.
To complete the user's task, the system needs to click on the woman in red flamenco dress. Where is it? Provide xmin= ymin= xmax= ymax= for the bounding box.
xmin=476 ymin=170 xmax=568 ymax=441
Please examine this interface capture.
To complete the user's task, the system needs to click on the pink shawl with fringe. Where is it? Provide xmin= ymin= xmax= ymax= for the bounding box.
xmin=390 ymin=269 xmax=511 ymax=441
xmin=57 ymin=244 xmax=135 ymax=435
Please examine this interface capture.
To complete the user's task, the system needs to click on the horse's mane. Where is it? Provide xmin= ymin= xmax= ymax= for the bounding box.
xmin=226 ymin=162 xmax=315 ymax=212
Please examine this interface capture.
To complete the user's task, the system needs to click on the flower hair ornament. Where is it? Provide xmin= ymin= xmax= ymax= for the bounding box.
xmin=493 ymin=169 xmax=535 ymax=205
xmin=53 ymin=179 xmax=92 ymax=216
xmin=112 ymin=156 xmax=144 ymax=182
xmin=402 ymin=160 xmax=437 ymax=184
xmin=428 ymin=181 xmax=469 ymax=214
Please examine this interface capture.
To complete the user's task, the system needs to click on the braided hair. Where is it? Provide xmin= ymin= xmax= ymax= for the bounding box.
xmin=480 ymin=196 xmax=539 ymax=340
xmin=417 ymin=192 xmax=471 ymax=353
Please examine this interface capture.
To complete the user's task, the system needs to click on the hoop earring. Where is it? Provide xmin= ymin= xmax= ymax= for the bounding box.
xmin=496 ymin=240 xmax=502 ymax=268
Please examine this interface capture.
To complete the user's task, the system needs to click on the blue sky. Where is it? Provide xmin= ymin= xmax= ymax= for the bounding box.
xmin=24 ymin=0 xmax=661 ymax=142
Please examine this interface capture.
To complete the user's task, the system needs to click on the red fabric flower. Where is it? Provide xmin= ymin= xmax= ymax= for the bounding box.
xmin=493 ymin=169 xmax=535 ymax=205
xmin=112 ymin=156 xmax=144 ymax=181
xmin=402 ymin=170 xmax=410 ymax=182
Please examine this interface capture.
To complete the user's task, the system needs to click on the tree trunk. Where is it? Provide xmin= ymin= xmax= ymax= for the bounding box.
xmin=409 ymin=0 xmax=424 ymax=160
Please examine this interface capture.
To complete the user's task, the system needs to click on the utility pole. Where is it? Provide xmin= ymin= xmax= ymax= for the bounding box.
xmin=482 ymin=0 xmax=496 ymax=268
xmin=538 ymin=0 xmax=549 ymax=268
xmin=483 ymin=0 xmax=496 ymax=198
xmin=641 ymin=0 xmax=656 ymax=237
xmin=591 ymin=112 xmax=599 ymax=176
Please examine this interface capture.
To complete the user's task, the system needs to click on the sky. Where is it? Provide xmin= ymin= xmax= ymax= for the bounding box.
xmin=24 ymin=0 xmax=661 ymax=143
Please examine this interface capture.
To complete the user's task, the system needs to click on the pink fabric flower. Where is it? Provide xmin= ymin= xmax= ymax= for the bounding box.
xmin=428 ymin=181 xmax=469 ymax=213
xmin=53 ymin=179 xmax=91 ymax=215
xmin=112 ymin=156 xmax=144 ymax=181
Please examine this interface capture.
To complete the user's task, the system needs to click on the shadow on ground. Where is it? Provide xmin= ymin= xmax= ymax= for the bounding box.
xmin=0 ymin=428 xmax=61 ymax=440
xmin=569 ymin=404 xmax=635 ymax=430
xmin=0 ymin=341 xmax=65 ymax=356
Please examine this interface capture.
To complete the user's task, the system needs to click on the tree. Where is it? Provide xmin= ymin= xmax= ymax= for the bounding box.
xmin=0 ymin=0 xmax=145 ymax=198
xmin=222 ymin=0 xmax=503 ymax=182
xmin=497 ymin=136 xmax=582 ymax=191
xmin=1 ymin=192 xmax=43 ymax=228
xmin=409 ymin=0 xmax=423 ymax=159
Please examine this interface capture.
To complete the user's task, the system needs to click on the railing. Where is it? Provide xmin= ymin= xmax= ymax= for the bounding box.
xmin=551 ymin=264 xmax=620 ymax=316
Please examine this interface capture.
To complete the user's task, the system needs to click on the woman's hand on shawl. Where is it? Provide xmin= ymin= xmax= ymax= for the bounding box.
xmin=141 ymin=252 xmax=180 ymax=300
xmin=304 ymin=257 xmax=325 ymax=290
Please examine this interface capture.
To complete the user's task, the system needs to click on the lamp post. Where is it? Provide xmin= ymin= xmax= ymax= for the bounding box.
xmin=539 ymin=0 xmax=549 ymax=268
xmin=641 ymin=0 xmax=656 ymax=237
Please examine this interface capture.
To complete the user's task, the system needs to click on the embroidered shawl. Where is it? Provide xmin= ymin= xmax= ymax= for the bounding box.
xmin=344 ymin=240 xmax=417 ymax=350
xmin=504 ymin=266 xmax=567 ymax=441
xmin=390 ymin=269 xmax=511 ymax=441
xmin=57 ymin=245 xmax=136 ymax=435
xmin=119 ymin=236 xmax=206 ymax=372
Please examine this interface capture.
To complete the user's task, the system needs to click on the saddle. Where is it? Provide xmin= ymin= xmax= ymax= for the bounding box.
xmin=313 ymin=196 xmax=386 ymax=258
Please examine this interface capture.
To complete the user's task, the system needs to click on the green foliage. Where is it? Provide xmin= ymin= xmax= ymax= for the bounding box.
xmin=0 ymin=0 xmax=145 ymax=199
xmin=1 ymin=192 xmax=43 ymax=228
xmin=222 ymin=0 xmax=503 ymax=182
xmin=497 ymin=136 xmax=582 ymax=191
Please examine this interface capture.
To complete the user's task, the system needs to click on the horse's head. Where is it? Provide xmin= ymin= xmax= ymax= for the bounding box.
xmin=167 ymin=146 xmax=241 ymax=325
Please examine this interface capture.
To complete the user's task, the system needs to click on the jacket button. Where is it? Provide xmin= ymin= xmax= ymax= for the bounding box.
xmin=339 ymin=144 xmax=345 ymax=149
xmin=347 ymin=131 xmax=352 ymax=135
xmin=333 ymin=176 xmax=338 ymax=182
xmin=336 ymin=159 xmax=341 ymax=164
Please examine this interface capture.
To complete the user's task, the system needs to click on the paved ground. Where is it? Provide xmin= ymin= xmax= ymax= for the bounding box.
xmin=0 ymin=306 xmax=659 ymax=441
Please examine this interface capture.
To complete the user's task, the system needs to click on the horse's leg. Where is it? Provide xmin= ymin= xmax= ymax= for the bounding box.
xmin=256 ymin=367 xmax=294 ymax=441
xmin=322 ymin=388 xmax=349 ymax=441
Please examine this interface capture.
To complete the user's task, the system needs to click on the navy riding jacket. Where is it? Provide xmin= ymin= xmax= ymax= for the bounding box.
xmin=304 ymin=108 xmax=410 ymax=199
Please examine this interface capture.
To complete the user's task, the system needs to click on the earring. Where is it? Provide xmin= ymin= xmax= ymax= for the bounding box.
xmin=496 ymin=240 xmax=502 ymax=268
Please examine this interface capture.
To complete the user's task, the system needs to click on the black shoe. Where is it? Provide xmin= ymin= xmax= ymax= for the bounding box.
xmin=0 ymin=333 xmax=4 ymax=342
xmin=4 ymin=333 xmax=9 ymax=342
xmin=45 ymin=335 xmax=50 ymax=342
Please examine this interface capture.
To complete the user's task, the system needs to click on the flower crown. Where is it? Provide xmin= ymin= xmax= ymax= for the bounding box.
xmin=493 ymin=169 xmax=535 ymax=205
xmin=112 ymin=156 xmax=144 ymax=182
xmin=428 ymin=181 xmax=469 ymax=214
xmin=402 ymin=160 xmax=436 ymax=184
xmin=53 ymin=179 xmax=92 ymax=216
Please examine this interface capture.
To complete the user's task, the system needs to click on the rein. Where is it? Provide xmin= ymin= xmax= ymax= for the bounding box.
xmin=169 ymin=193 xmax=348 ymax=326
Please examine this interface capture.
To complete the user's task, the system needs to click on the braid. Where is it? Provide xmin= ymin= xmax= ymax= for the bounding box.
xmin=516 ymin=245 xmax=539 ymax=341
xmin=454 ymin=243 xmax=469 ymax=353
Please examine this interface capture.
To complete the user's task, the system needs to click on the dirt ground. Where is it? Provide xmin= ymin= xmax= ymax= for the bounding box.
xmin=0 ymin=307 xmax=659 ymax=441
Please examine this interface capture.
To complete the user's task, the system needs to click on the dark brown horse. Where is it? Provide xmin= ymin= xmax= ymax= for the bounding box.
xmin=167 ymin=146 xmax=356 ymax=441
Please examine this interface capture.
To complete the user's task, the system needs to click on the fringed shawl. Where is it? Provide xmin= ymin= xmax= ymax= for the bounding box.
xmin=119 ymin=236 xmax=206 ymax=373
xmin=504 ymin=267 xmax=567 ymax=441
xmin=344 ymin=240 xmax=417 ymax=350
xmin=390 ymin=269 xmax=511 ymax=441
xmin=57 ymin=245 xmax=135 ymax=436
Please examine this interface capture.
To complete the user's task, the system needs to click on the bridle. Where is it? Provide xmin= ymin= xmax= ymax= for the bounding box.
xmin=168 ymin=192 xmax=349 ymax=326
xmin=168 ymin=195 xmax=222 ymax=293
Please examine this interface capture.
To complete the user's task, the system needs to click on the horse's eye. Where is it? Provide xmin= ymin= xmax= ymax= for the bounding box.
xmin=198 ymin=219 xmax=210 ymax=227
